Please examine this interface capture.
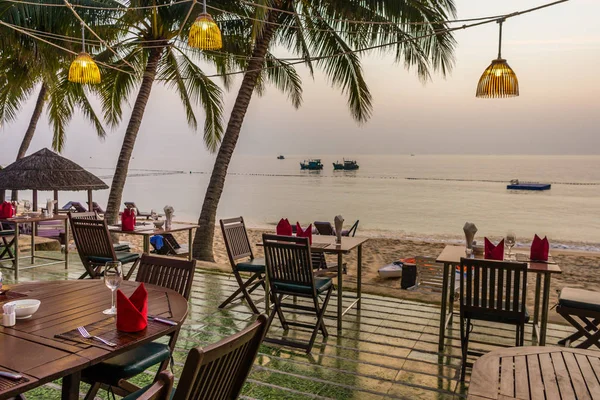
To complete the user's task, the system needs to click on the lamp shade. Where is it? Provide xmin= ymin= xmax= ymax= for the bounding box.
xmin=476 ymin=58 xmax=519 ymax=98
xmin=188 ymin=13 xmax=222 ymax=50
xmin=68 ymin=52 xmax=101 ymax=84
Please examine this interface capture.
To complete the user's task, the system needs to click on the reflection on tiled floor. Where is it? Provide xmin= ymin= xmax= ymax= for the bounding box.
xmin=2 ymin=254 xmax=575 ymax=399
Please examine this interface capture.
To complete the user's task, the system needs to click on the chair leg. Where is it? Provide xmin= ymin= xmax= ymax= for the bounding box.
xmin=273 ymin=294 xmax=289 ymax=330
xmin=83 ymin=382 xmax=101 ymax=400
xmin=219 ymin=272 xmax=261 ymax=314
xmin=460 ymin=317 xmax=469 ymax=382
xmin=124 ymin=259 xmax=140 ymax=280
xmin=307 ymin=288 xmax=333 ymax=353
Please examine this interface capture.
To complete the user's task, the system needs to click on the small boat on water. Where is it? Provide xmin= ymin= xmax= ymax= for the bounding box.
xmin=333 ymin=159 xmax=359 ymax=170
xmin=300 ymin=159 xmax=324 ymax=170
xmin=507 ymin=179 xmax=551 ymax=191
xmin=277 ymin=155 xmax=285 ymax=160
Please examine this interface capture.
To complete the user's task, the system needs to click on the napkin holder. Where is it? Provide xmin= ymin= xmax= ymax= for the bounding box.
xmin=334 ymin=215 xmax=344 ymax=244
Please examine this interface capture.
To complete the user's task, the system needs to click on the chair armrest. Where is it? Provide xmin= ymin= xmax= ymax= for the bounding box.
xmin=135 ymin=371 xmax=174 ymax=400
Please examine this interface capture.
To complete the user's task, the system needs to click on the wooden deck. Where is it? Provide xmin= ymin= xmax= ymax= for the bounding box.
xmin=1 ymin=253 xmax=577 ymax=399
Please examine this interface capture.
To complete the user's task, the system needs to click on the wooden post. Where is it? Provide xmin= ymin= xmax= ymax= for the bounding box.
xmin=0 ymin=190 xmax=4 ymax=202
xmin=54 ymin=190 xmax=59 ymax=215
xmin=88 ymin=190 xmax=93 ymax=212
xmin=32 ymin=190 xmax=38 ymax=211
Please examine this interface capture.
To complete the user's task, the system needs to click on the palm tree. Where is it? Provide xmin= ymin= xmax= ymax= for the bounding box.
xmin=95 ymin=0 xmax=226 ymax=224
xmin=0 ymin=0 xmax=109 ymax=199
xmin=192 ymin=0 xmax=457 ymax=261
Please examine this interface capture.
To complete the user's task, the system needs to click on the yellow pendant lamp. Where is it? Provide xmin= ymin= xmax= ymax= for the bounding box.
xmin=476 ymin=19 xmax=518 ymax=98
xmin=188 ymin=0 xmax=222 ymax=50
xmin=68 ymin=23 xmax=101 ymax=84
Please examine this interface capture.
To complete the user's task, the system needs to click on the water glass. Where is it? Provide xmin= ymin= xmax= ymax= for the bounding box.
xmin=103 ymin=261 xmax=123 ymax=315
xmin=23 ymin=201 xmax=31 ymax=218
xmin=505 ymin=231 xmax=516 ymax=260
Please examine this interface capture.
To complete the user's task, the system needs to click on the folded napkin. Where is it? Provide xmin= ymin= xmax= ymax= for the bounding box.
xmin=0 ymin=201 xmax=15 ymax=219
xmin=116 ymin=283 xmax=148 ymax=332
xmin=276 ymin=218 xmax=292 ymax=236
xmin=296 ymin=223 xmax=312 ymax=244
xmin=530 ymin=234 xmax=549 ymax=261
xmin=122 ymin=208 xmax=136 ymax=232
xmin=484 ymin=238 xmax=504 ymax=260
xmin=150 ymin=235 xmax=164 ymax=250
xmin=463 ymin=222 xmax=478 ymax=249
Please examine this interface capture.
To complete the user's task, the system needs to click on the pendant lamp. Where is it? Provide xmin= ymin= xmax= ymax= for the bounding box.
xmin=68 ymin=23 xmax=101 ymax=84
xmin=476 ymin=19 xmax=518 ymax=98
xmin=188 ymin=0 xmax=222 ymax=50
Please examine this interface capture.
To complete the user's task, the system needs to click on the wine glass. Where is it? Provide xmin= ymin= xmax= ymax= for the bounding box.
xmin=505 ymin=231 xmax=516 ymax=260
xmin=150 ymin=209 xmax=158 ymax=221
xmin=103 ymin=261 xmax=123 ymax=315
xmin=23 ymin=200 xmax=31 ymax=218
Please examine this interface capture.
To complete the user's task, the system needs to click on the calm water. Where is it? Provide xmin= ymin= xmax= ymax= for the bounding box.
xmin=25 ymin=155 xmax=600 ymax=250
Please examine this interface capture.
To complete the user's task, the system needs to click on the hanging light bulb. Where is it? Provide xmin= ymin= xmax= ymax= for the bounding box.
xmin=69 ymin=23 xmax=101 ymax=84
xmin=476 ymin=19 xmax=518 ymax=98
xmin=188 ymin=0 xmax=222 ymax=50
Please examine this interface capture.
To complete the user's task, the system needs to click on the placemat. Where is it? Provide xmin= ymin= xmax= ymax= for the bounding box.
xmin=0 ymin=375 xmax=29 ymax=392
xmin=55 ymin=318 xmax=169 ymax=350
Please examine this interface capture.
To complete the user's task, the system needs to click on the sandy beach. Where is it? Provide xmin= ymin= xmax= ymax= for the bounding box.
xmin=119 ymin=225 xmax=600 ymax=325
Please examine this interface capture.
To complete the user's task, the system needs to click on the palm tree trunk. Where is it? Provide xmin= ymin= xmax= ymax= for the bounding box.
xmin=193 ymin=12 xmax=278 ymax=261
xmin=104 ymin=47 xmax=164 ymax=225
xmin=11 ymin=82 xmax=47 ymax=201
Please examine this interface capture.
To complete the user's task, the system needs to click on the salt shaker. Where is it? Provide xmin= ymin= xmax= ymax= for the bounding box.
xmin=3 ymin=303 xmax=16 ymax=327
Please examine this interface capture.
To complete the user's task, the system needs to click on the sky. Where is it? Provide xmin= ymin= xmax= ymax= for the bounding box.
xmin=1 ymin=0 xmax=599 ymax=168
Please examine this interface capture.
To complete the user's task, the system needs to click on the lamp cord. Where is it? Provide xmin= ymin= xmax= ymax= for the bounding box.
xmin=497 ymin=19 xmax=504 ymax=59
xmin=202 ymin=0 xmax=206 ymax=14
xmin=81 ymin=21 xmax=85 ymax=52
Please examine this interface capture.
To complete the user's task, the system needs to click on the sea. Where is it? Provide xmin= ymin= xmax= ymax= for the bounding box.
xmin=21 ymin=154 xmax=600 ymax=252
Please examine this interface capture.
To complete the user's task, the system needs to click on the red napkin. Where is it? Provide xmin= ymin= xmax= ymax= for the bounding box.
xmin=0 ymin=202 xmax=15 ymax=219
xmin=296 ymin=222 xmax=312 ymax=244
xmin=121 ymin=208 xmax=136 ymax=232
xmin=276 ymin=218 xmax=292 ymax=236
xmin=484 ymin=238 xmax=504 ymax=260
xmin=116 ymin=283 xmax=148 ymax=332
xmin=530 ymin=234 xmax=549 ymax=261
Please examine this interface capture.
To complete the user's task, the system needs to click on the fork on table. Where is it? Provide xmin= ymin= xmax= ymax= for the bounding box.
xmin=77 ymin=326 xmax=117 ymax=347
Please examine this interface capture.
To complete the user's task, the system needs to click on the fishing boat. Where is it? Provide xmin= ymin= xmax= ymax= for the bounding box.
xmin=277 ymin=155 xmax=285 ymax=160
xmin=507 ymin=179 xmax=551 ymax=191
xmin=333 ymin=159 xmax=359 ymax=170
xmin=300 ymin=159 xmax=324 ymax=170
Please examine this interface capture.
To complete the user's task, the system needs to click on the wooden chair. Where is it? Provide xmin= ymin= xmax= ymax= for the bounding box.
xmin=83 ymin=254 xmax=197 ymax=399
xmin=219 ymin=217 xmax=265 ymax=314
xmin=263 ymin=234 xmax=333 ymax=353
xmin=556 ymin=287 xmax=600 ymax=349
xmin=69 ymin=211 xmax=130 ymax=252
xmin=0 ymin=227 xmax=15 ymax=261
xmin=458 ymin=257 xmax=528 ymax=381
xmin=415 ymin=256 xmax=455 ymax=293
xmin=121 ymin=314 xmax=268 ymax=400
xmin=68 ymin=213 xmax=140 ymax=279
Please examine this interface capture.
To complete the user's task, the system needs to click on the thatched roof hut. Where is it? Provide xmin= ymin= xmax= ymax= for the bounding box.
xmin=0 ymin=148 xmax=108 ymax=212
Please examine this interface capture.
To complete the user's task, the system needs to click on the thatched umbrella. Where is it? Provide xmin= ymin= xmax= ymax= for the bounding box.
xmin=0 ymin=148 xmax=108 ymax=213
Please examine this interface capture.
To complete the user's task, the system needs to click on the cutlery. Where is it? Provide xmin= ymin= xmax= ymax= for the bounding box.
xmin=77 ymin=326 xmax=117 ymax=347
xmin=0 ymin=371 xmax=23 ymax=380
xmin=148 ymin=315 xmax=178 ymax=326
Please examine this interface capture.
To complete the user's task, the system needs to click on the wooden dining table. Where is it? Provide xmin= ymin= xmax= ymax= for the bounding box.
xmin=0 ymin=280 xmax=188 ymax=400
xmin=436 ymin=245 xmax=562 ymax=351
xmin=468 ymin=346 xmax=600 ymax=399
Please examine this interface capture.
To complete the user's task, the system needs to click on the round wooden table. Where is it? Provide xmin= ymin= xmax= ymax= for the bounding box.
xmin=0 ymin=280 xmax=188 ymax=400
xmin=468 ymin=346 xmax=600 ymax=399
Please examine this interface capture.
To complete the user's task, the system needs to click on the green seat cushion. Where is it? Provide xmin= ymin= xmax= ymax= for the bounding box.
xmin=466 ymin=306 xmax=530 ymax=324
xmin=274 ymin=277 xmax=332 ymax=295
xmin=83 ymin=342 xmax=171 ymax=386
xmin=236 ymin=257 xmax=265 ymax=273
xmin=114 ymin=243 xmax=131 ymax=252
xmin=559 ymin=287 xmax=600 ymax=312
xmin=123 ymin=384 xmax=175 ymax=400
xmin=0 ymin=230 xmax=15 ymax=237
xmin=88 ymin=252 xmax=140 ymax=265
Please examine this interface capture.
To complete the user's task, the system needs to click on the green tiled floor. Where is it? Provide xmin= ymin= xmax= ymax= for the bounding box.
xmin=1 ymin=253 xmax=575 ymax=399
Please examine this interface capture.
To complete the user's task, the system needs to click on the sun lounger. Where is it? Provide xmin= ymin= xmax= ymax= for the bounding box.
xmin=92 ymin=202 xmax=104 ymax=214
xmin=124 ymin=201 xmax=159 ymax=219
xmin=61 ymin=201 xmax=87 ymax=213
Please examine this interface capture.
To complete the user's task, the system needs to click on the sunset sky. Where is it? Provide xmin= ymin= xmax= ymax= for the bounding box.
xmin=1 ymin=0 xmax=599 ymax=167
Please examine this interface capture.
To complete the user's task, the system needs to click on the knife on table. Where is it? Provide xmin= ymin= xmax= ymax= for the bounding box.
xmin=148 ymin=316 xmax=178 ymax=326
xmin=0 ymin=371 xmax=23 ymax=380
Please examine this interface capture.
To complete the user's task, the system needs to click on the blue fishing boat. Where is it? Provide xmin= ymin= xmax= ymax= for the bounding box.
xmin=507 ymin=179 xmax=551 ymax=191
xmin=300 ymin=159 xmax=324 ymax=170
xmin=333 ymin=159 xmax=359 ymax=170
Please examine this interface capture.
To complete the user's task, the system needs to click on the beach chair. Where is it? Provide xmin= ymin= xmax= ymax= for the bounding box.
xmin=556 ymin=288 xmax=600 ymax=349
xmin=62 ymin=201 xmax=87 ymax=213
xmin=263 ymin=234 xmax=333 ymax=353
xmin=82 ymin=254 xmax=196 ymax=399
xmin=458 ymin=258 xmax=528 ymax=381
xmin=92 ymin=202 xmax=105 ymax=214
xmin=219 ymin=217 xmax=265 ymax=314
xmin=124 ymin=201 xmax=156 ymax=219
xmin=150 ymin=233 xmax=189 ymax=257
xmin=120 ymin=315 xmax=267 ymax=400
xmin=68 ymin=213 xmax=140 ymax=279
xmin=314 ymin=221 xmax=335 ymax=235
xmin=341 ymin=220 xmax=359 ymax=237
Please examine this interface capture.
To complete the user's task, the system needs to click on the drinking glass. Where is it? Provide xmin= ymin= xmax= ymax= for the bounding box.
xmin=103 ymin=261 xmax=123 ymax=315
xmin=150 ymin=209 xmax=158 ymax=221
xmin=505 ymin=231 xmax=516 ymax=260
xmin=23 ymin=201 xmax=31 ymax=218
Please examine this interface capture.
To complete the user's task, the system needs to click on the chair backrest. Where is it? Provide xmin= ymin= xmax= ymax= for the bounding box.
xmin=69 ymin=211 xmax=100 ymax=220
xmin=343 ymin=220 xmax=360 ymax=237
xmin=173 ymin=314 xmax=267 ymax=400
xmin=415 ymin=256 xmax=446 ymax=292
xmin=459 ymin=258 xmax=528 ymax=321
xmin=135 ymin=254 xmax=196 ymax=300
xmin=220 ymin=217 xmax=254 ymax=266
xmin=263 ymin=234 xmax=315 ymax=293
xmin=314 ymin=221 xmax=335 ymax=236
xmin=68 ymin=212 xmax=116 ymax=265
